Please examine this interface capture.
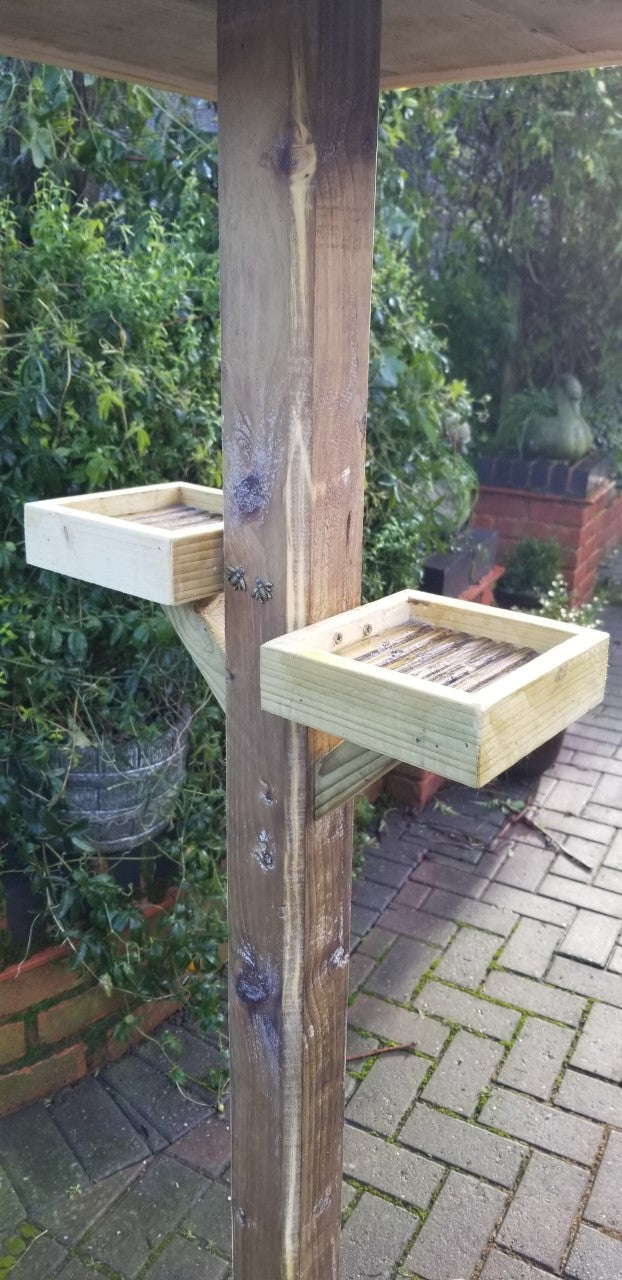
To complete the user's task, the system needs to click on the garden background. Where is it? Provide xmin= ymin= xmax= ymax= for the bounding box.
xmin=2 ymin=63 xmax=622 ymax=1051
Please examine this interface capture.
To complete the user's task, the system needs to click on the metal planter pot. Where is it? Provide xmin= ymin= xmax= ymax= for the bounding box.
xmin=49 ymin=705 xmax=192 ymax=856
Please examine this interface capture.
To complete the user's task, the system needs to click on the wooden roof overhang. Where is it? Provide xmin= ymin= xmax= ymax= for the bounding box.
xmin=1 ymin=0 xmax=622 ymax=95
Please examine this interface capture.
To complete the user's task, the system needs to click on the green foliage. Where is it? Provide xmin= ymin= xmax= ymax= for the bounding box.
xmin=0 ymin=70 xmax=477 ymax=1025
xmin=0 ymin=173 xmax=222 ymax=799
xmin=538 ymin=573 xmax=602 ymax=628
xmin=0 ymin=68 xmax=225 ymax=1027
xmin=363 ymin=94 xmax=478 ymax=599
xmin=502 ymin=538 xmax=562 ymax=597
xmin=0 ymin=62 xmax=218 ymax=227
xmin=401 ymin=72 xmax=622 ymax=453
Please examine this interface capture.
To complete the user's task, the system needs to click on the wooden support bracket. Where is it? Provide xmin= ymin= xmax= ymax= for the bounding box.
xmin=163 ymin=592 xmax=226 ymax=712
xmin=314 ymin=741 xmax=396 ymax=818
xmin=165 ymin=592 xmax=396 ymax=818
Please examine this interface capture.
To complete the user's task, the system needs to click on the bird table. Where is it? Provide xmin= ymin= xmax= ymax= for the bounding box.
xmin=14 ymin=2 xmax=622 ymax=1276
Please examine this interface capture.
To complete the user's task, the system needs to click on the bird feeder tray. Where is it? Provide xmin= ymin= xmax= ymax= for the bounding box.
xmin=24 ymin=482 xmax=224 ymax=605
xmin=261 ymin=590 xmax=608 ymax=788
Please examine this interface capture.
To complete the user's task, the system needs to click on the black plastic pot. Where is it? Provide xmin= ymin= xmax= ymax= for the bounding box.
xmin=495 ymin=587 xmax=540 ymax=611
xmin=421 ymin=529 xmax=499 ymax=598
xmin=503 ymin=731 xmax=566 ymax=780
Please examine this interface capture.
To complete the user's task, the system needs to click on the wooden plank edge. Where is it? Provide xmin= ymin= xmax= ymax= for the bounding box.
xmin=2 ymin=29 xmax=622 ymax=103
xmin=314 ymin=741 xmax=397 ymax=819
xmin=261 ymin=645 xmax=482 ymax=786
xmin=380 ymin=50 xmax=622 ymax=92
xmin=163 ymin=591 xmax=226 ymax=711
xmin=477 ymin=637 xmax=609 ymax=784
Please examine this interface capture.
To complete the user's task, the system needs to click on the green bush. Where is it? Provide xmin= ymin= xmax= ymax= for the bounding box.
xmin=363 ymin=94 xmax=478 ymax=599
xmin=501 ymin=538 xmax=562 ymax=598
xmin=0 ymin=174 xmax=227 ymax=1032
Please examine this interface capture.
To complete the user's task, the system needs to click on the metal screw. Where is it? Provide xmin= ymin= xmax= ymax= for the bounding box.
xmin=332 ymin=631 xmax=343 ymax=646
xmin=362 ymin=623 xmax=372 ymax=637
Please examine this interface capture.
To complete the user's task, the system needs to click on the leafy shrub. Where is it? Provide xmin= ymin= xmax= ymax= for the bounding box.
xmin=538 ymin=573 xmax=602 ymax=628
xmin=0 ymin=71 xmax=477 ymax=1033
xmin=493 ymin=389 xmax=557 ymax=455
xmin=0 ymin=168 xmax=226 ymax=1028
xmin=363 ymin=94 xmax=478 ymax=599
xmin=402 ymin=72 xmax=622 ymax=456
xmin=501 ymin=538 xmax=562 ymax=597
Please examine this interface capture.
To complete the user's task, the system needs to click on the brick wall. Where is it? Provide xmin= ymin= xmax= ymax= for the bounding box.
xmin=0 ymin=898 xmax=178 ymax=1117
xmin=473 ymin=480 xmax=622 ymax=604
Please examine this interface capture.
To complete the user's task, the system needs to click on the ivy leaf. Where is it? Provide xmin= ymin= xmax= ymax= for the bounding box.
xmin=67 ymin=630 xmax=87 ymax=662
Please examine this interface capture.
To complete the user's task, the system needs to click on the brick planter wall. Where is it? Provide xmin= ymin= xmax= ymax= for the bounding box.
xmin=0 ymin=898 xmax=178 ymax=1117
xmin=473 ymin=479 xmax=622 ymax=604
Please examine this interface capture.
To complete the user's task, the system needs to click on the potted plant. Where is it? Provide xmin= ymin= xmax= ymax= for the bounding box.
xmin=496 ymin=537 xmax=562 ymax=610
xmin=0 ymin=578 xmax=196 ymax=927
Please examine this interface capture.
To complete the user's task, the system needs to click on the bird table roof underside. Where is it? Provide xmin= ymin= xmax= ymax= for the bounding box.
xmin=1 ymin=0 xmax=622 ymax=95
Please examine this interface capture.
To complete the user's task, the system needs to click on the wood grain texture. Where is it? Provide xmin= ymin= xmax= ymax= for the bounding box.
xmin=218 ymin=3 xmax=380 ymax=1277
xmin=1 ymin=1 xmax=622 ymax=98
xmin=24 ymin=483 xmax=223 ymax=605
xmin=166 ymin=591 xmax=398 ymax=819
xmin=314 ymin=740 xmax=396 ymax=819
xmin=479 ymin=630 xmax=609 ymax=778
xmin=163 ymin=593 xmax=226 ymax=712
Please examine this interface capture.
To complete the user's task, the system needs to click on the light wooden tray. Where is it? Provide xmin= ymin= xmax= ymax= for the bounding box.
xmin=24 ymin=482 xmax=223 ymax=605
xmin=261 ymin=590 xmax=609 ymax=787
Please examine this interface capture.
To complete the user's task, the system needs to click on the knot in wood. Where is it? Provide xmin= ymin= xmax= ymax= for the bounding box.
xmin=234 ymin=471 xmax=266 ymax=518
xmin=235 ymin=945 xmax=277 ymax=1008
xmin=235 ymin=969 xmax=272 ymax=1006
xmin=276 ymin=122 xmax=317 ymax=185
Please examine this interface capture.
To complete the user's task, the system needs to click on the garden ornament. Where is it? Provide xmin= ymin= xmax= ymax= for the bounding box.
xmin=524 ymin=373 xmax=594 ymax=461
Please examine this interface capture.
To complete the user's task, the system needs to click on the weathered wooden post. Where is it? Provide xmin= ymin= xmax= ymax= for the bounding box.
xmin=217 ymin=3 xmax=381 ymax=1275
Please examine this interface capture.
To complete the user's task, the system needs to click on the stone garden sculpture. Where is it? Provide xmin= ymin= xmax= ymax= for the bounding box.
xmin=524 ymin=373 xmax=594 ymax=461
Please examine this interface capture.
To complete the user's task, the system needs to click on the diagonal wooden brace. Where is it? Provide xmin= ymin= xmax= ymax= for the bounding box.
xmin=163 ymin=592 xmax=226 ymax=712
xmin=164 ymin=593 xmax=396 ymax=816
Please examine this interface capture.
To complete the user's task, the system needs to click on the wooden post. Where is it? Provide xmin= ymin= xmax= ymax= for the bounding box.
xmin=218 ymin=2 xmax=381 ymax=1276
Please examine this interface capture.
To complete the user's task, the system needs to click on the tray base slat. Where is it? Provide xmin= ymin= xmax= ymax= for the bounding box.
xmin=348 ymin=618 xmax=537 ymax=689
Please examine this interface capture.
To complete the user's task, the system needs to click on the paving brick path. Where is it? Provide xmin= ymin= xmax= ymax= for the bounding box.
xmin=1 ymin=603 xmax=621 ymax=1279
